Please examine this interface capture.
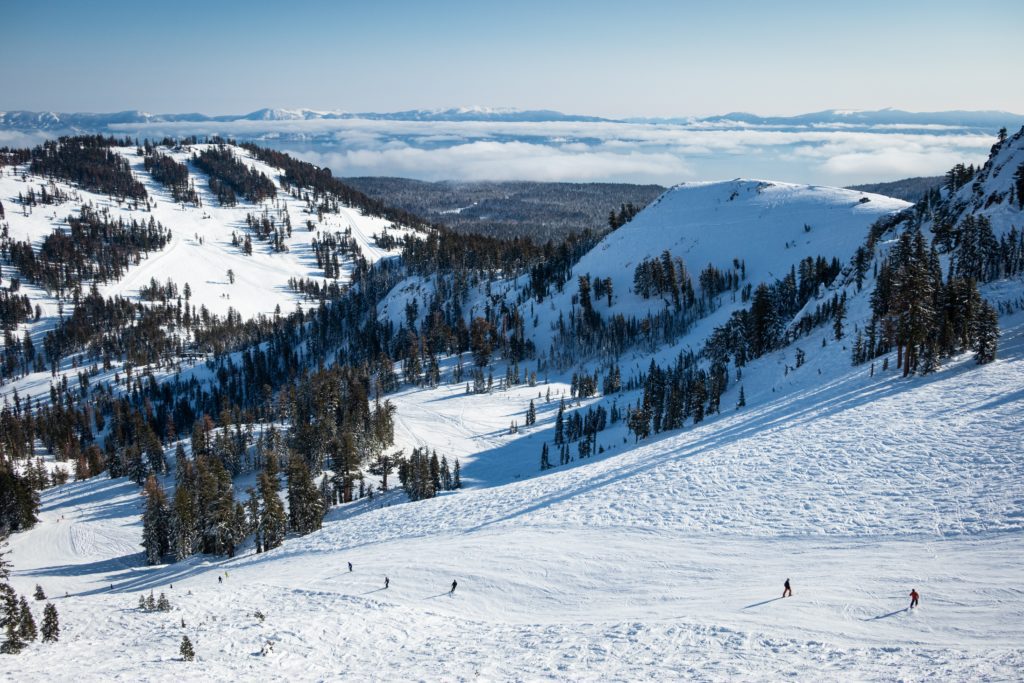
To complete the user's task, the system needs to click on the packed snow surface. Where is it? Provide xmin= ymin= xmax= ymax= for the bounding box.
xmin=6 ymin=313 xmax=1024 ymax=681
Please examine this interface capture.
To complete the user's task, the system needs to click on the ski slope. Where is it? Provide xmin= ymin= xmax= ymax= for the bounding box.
xmin=6 ymin=309 xmax=1023 ymax=680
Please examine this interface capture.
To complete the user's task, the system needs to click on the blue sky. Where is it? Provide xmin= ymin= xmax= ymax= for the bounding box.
xmin=3 ymin=0 xmax=1023 ymax=117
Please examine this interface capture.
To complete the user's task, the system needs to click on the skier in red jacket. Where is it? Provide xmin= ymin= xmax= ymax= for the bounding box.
xmin=909 ymin=589 xmax=919 ymax=609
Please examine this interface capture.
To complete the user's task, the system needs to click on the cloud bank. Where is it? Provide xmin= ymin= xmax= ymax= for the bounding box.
xmin=96 ymin=116 xmax=1013 ymax=185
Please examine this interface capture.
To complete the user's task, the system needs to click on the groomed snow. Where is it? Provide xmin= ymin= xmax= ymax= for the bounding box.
xmin=6 ymin=313 xmax=1023 ymax=680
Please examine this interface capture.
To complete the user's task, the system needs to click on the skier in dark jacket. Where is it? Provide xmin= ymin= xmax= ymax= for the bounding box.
xmin=782 ymin=578 xmax=792 ymax=598
xmin=909 ymin=589 xmax=919 ymax=608
xmin=385 ymin=577 xmax=390 ymax=589
xmin=450 ymin=580 xmax=458 ymax=595
xmin=348 ymin=562 xmax=353 ymax=572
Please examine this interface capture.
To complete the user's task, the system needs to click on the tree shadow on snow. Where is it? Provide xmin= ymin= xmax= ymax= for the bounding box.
xmin=16 ymin=552 xmax=139 ymax=579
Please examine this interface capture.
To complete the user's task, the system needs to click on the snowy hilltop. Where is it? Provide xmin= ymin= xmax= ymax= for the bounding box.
xmin=1 ymin=127 xmax=1023 ymax=680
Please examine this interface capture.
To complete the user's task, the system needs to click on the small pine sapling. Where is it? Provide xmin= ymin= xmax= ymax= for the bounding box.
xmin=41 ymin=604 xmax=59 ymax=642
xmin=180 ymin=635 xmax=195 ymax=661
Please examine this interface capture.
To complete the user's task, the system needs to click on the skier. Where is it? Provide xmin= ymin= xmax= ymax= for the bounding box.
xmin=450 ymin=579 xmax=458 ymax=595
xmin=909 ymin=588 xmax=919 ymax=609
xmin=782 ymin=578 xmax=792 ymax=598
xmin=385 ymin=577 xmax=390 ymax=589
xmin=348 ymin=562 xmax=353 ymax=572
xmin=218 ymin=576 xmax=222 ymax=584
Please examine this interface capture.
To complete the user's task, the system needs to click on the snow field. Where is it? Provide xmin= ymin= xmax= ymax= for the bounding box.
xmin=6 ymin=312 xmax=1023 ymax=680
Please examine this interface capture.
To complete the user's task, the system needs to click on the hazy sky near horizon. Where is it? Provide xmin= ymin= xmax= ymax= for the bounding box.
xmin=3 ymin=0 xmax=1023 ymax=117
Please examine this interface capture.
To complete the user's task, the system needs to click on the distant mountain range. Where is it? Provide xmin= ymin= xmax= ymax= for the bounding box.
xmin=0 ymin=107 xmax=610 ymax=130
xmin=645 ymin=108 xmax=1022 ymax=129
xmin=1 ymin=107 xmax=1020 ymax=132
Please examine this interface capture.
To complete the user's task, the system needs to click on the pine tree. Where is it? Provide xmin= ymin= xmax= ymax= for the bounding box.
xmin=17 ymin=597 xmax=36 ymax=641
xmin=33 ymin=585 xmax=45 ymax=601
xmin=0 ymin=619 xmax=21 ymax=654
xmin=287 ymin=456 xmax=324 ymax=535
xmin=628 ymin=404 xmax=651 ymax=442
xmin=41 ymin=603 xmax=58 ymax=642
xmin=554 ymin=402 xmax=565 ymax=445
xmin=439 ymin=455 xmax=452 ymax=491
xmin=142 ymin=475 xmax=171 ymax=565
xmin=833 ymin=291 xmax=846 ymax=340
xmin=0 ymin=582 xmax=20 ymax=653
xmin=0 ymin=543 xmax=10 ymax=584
xmin=973 ymin=301 xmax=999 ymax=364
xmin=157 ymin=592 xmax=171 ymax=611
xmin=145 ymin=592 xmax=156 ymax=611
xmin=453 ymin=459 xmax=462 ymax=489
xmin=196 ymin=456 xmax=237 ymax=556
xmin=736 ymin=385 xmax=746 ymax=409
xmin=171 ymin=481 xmax=198 ymax=561
xmin=180 ymin=635 xmax=195 ymax=661
xmin=259 ymin=470 xmax=287 ymax=550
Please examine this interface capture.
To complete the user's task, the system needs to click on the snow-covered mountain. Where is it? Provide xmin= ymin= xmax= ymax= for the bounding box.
xmin=0 ymin=107 xmax=612 ymax=131
xmin=2 ymin=128 xmax=1023 ymax=679
xmin=5 ymin=106 xmax=1019 ymax=131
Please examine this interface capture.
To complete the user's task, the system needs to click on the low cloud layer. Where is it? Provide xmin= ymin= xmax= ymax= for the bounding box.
xmin=294 ymin=141 xmax=692 ymax=184
xmin=99 ymin=117 xmax=1011 ymax=185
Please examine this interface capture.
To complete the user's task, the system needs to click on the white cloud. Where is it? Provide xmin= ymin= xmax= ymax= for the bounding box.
xmin=292 ymin=141 xmax=693 ymax=184
xmin=818 ymin=148 xmax=988 ymax=181
xmin=100 ymin=117 xmax=1004 ymax=185
xmin=0 ymin=130 xmax=52 ymax=147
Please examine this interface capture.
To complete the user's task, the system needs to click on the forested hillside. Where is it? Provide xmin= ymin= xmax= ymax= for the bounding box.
xmin=342 ymin=177 xmax=664 ymax=241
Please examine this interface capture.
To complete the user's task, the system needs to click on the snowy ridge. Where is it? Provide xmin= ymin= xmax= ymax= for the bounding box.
xmin=937 ymin=125 xmax=1024 ymax=236
xmin=0 ymin=143 xmax=406 ymax=319
xmin=380 ymin=178 xmax=909 ymax=356
xmin=0 ymin=142 xmax=413 ymax=403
